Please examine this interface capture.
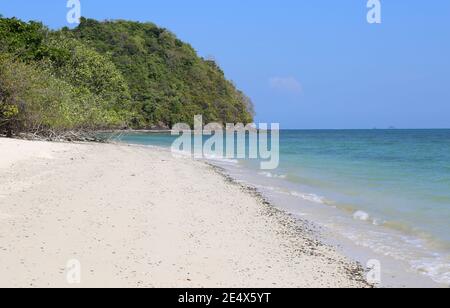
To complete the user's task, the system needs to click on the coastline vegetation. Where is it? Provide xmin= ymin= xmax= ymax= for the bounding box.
xmin=0 ymin=16 xmax=254 ymax=138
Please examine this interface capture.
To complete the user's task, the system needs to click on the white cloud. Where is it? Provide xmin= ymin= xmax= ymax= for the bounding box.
xmin=269 ymin=77 xmax=302 ymax=94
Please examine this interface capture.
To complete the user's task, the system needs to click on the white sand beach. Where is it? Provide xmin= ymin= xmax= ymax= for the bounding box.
xmin=0 ymin=138 xmax=368 ymax=288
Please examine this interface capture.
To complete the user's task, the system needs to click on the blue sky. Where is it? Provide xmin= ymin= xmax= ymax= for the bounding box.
xmin=1 ymin=0 xmax=449 ymax=129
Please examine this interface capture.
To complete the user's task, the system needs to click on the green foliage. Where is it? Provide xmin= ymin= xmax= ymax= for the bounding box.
xmin=1 ymin=53 xmax=73 ymax=131
xmin=72 ymin=18 xmax=254 ymax=127
xmin=0 ymin=53 xmax=119 ymax=132
xmin=0 ymin=16 xmax=254 ymax=135
xmin=42 ymin=34 xmax=135 ymax=126
xmin=1 ymin=105 xmax=19 ymax=118
xmin=0 ymin=17 xmax=49 ymax=61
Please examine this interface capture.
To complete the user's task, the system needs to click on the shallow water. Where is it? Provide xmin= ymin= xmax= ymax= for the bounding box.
xmin=116 ymin=129 xmax=450 ymax=286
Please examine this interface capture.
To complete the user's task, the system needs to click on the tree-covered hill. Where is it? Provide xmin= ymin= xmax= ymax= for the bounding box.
xmin=0 ymin=17 xmax=254 ymax=137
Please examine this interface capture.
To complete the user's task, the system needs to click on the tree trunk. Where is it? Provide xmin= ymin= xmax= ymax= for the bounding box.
xmin=6 ymin=122 xmax=12 ymax=138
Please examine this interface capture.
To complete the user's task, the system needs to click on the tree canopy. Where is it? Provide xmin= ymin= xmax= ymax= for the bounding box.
xmin=0 ymin=17 xmax=254 ymax=136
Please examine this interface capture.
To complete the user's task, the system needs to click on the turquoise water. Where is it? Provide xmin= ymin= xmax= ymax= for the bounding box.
xmin=275 ymin=130 xmax=450 ymax=243
xmin=116 ymin=129 xmax=450 ymax=285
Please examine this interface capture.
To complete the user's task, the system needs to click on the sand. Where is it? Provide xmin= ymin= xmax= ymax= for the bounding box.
xmin=0 ymin=137 xmax=368 ymax=288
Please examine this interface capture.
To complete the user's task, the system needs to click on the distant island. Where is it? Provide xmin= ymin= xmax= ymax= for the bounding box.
xmin=0 ymin=17 xmax=254 ymax=138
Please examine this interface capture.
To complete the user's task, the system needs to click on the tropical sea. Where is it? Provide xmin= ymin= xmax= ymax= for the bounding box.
xmin=115 ymin=129 xmax=450 ymax=287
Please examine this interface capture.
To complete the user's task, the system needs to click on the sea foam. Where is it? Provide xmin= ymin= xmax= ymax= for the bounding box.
xmin=289 ymin=191 xmax=326 ymax=204
xmin=258 ymin=171 xmax=287 ymax=179
xmin=353 ymin=211 xmax=370 ymax=221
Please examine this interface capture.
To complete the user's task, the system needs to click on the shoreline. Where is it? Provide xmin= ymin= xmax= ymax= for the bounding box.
xmin=0 ymin=137 xmax=369 ymax=287
xmin=208 ymin=155 xmax=445 ymax=288
xmin=206 ymin=163 xmax=370 ymax=284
